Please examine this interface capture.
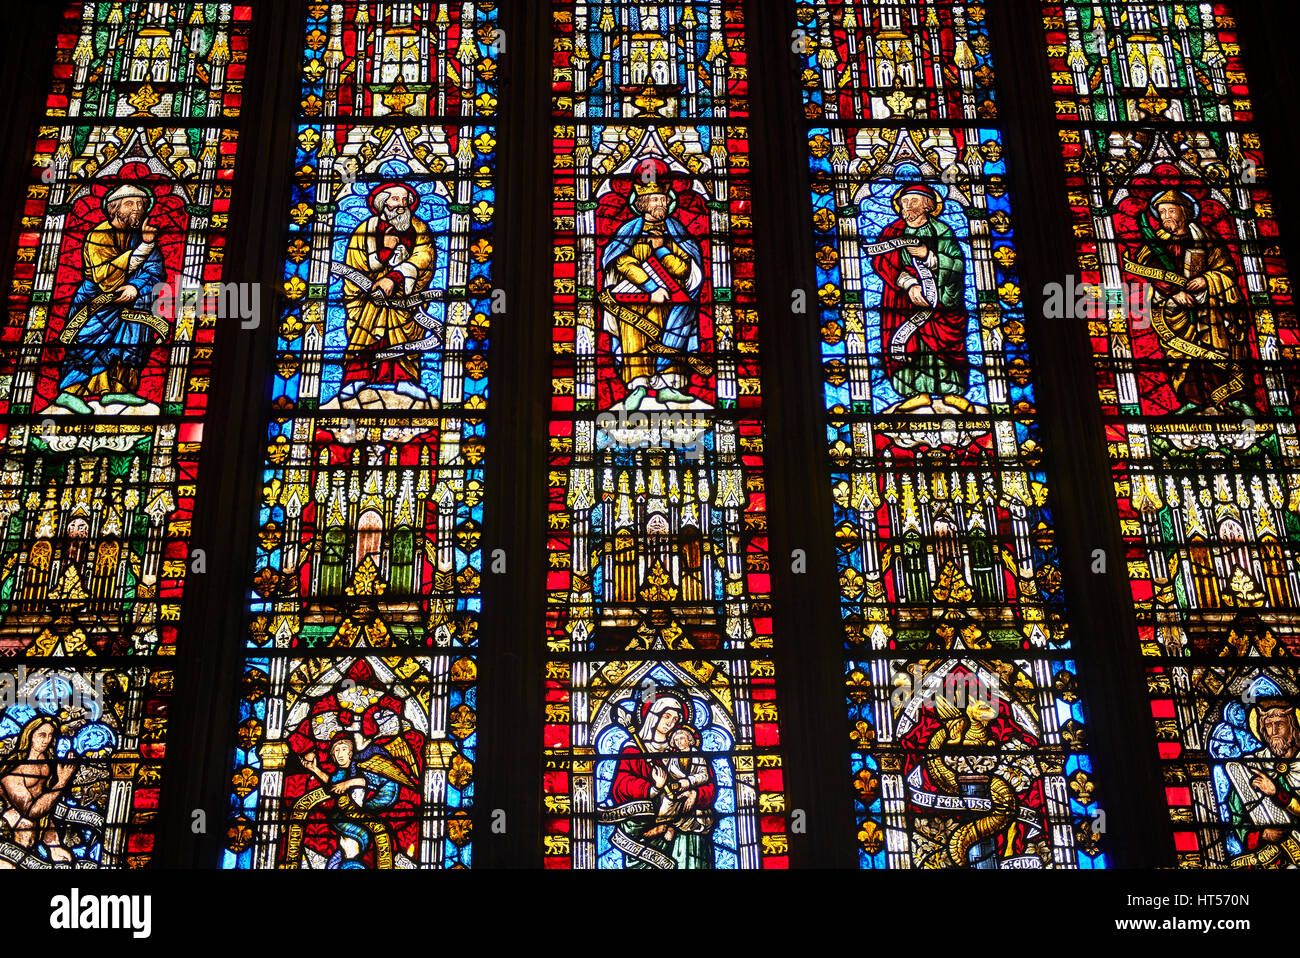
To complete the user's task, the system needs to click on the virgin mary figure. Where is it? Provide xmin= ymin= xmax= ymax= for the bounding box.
xmin=601 ymin=691 xmax=717 ymax=869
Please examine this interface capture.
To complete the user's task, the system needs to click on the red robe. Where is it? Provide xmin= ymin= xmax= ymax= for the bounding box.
xmin=609 ymin=743 xmax=716 ymax=811
xmin=870 ymin=217 xmax=968 ymax=385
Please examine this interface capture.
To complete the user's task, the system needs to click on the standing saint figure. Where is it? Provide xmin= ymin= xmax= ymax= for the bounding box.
xmin=602 ymin=691 xmax=716 ymax=869
xmin=1124 ymin=189 xmax=1250 ymax=414
xmin=55 ymin=184 xmax=168 ymax=414
xmin=338 ymin=182 xmax=437 ymax=404
xmin=1224 ymin=699 xmax=1300 ymax=867
xmin=599 ymin=178 xmax=705 ymax=411
xmin=869 ymin=183 xmax=968 ymax=402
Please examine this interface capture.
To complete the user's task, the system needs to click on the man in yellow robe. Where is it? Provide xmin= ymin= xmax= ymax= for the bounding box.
xmin=1125 ymin=190 xmax=1250 ymax=414
xmin=339 ymin=183 xmax=436 ymax=401
xmin=598 ymin=181 xmax=704 ymax=411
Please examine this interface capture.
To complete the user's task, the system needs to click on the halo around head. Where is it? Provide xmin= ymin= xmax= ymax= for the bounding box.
xmin=1248 ymin=697 xmax=1300 ymax=745
xmin=640 ymin=688 xmax=688 ymax=720
xmin=629 ymin=179 xmax=677 ymax=215
xmin=892 ymin=182 xmax=943 ymax=217
xmin=102 ymin=184 xmax=154 ymax=217
xmin=1149 ymin=188 xmax=1199 ymax=223
xmin=369 ymin=181 xmax=421 ymax=215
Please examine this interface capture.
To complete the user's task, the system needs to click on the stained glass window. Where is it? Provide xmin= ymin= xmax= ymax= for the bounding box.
xmin=1042 ymin=0 xmax=1300 ymax=868
xmin=796 ymin=0 xmax=1107 ymax=868
xmin=223 ymin=1 xmax=496 ymax=869
xmin=543 ymin=0 xmax=787 ymax=869
xmin=796 ymin=0 xmax=997 ymax=121
xmin=0 ymin=2 xmax=249 ymax=869
xmin=1 ymin=0 xmax=1296 ymax=884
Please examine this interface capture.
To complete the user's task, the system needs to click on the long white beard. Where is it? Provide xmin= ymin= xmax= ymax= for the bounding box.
xmin=384 ymin=208 xmax=413 ymax=231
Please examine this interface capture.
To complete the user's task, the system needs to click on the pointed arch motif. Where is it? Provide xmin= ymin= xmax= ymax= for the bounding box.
xmin=0 ymin=1 xmax=250 ymax=869
xmin=1043 ymin=0 xmax=1300 ymax=866
xmin=797 ymin=0 xmax=1108 ymax=868
xmin=543 ymin=0 xmax=788 ymax=869
xmin=225 ymin=1 xmax=498 ymax=869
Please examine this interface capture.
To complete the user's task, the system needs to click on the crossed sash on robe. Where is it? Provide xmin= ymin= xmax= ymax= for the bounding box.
xmin=863 ymin=236 xmax=940 ymax=356
xmin=598 ymin=248 xmax=713 ymax=378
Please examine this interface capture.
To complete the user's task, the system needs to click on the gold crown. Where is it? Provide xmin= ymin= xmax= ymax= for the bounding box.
xmin=632 ymin=180 xmax=671 ymax=197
